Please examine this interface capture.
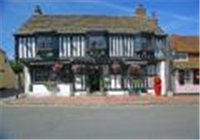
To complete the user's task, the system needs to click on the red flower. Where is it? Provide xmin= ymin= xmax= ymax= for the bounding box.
xmin=72 ymin=65 xmax=81 ymax=73
xmin=52 ymin=61 xmax=62 ymax=73
xmin=111 ymin=61 xmax=120 ymax=73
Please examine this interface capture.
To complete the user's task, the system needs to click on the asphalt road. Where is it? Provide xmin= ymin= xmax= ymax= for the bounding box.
xmin=0 ymin=104 xmax=199 ymax=139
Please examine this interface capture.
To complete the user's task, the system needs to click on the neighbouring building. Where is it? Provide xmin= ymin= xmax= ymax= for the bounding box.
xmin=0 ymin=47 xmax=18 ymax=89
xmin=170 ymin=35 xmax=199 ymax=94
xmin=14 ymin=4 xmax=169 ymax=96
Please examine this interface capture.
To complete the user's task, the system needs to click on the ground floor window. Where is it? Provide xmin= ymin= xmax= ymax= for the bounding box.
xmin=31 ymin=66 xmax=52 ymax=82
xmin=29 ymin=62 xmax=160 ymax=92
xmin=146 ymin=65 xmax=157 ymax=89
xmin=147 ymin=76 xmax=154 ymax=89
xmin=106 ymin=75 xmax=122 ymax=90
xmin=74 ymin=75 xmax=86 ymax=91
xmin=193 ymin=69 xmax=199 ymax=84
xmin=31 ymin=64 xmax=72 ymax=83
xmin=178 ymin=69 xmax=199 ymax=85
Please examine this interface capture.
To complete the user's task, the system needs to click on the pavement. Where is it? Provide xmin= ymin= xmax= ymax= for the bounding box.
xmin=0 ymin=104 xmax=199 ymax=139
xmin=1 ymin=94 xmax=199 ymax=106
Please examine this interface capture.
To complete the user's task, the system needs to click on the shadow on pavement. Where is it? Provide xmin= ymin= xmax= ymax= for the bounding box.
xmin=0 ymin=88 xmax=23 ymax=99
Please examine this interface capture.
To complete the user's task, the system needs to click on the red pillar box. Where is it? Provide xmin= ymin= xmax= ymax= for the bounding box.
xmin=154 ymin=76 xmax=162 ymax=96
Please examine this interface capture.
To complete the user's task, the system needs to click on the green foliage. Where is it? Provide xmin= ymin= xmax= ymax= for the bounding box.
xmin=10 ymin=60 xmax=23 ymax=74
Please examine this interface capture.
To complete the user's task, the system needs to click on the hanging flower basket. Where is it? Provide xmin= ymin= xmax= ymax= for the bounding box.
xmin=72 ymin=64 xmax=81 ymax=74
xmin=128 ymin=64 xmax=140 ymax=75
xmin=52 ymin=61 xmax=62 ymax=73
xmin=46 ymin=81 xmax=59 ymax=94
xmin=111 ymin=61 xmax=121 ymax=73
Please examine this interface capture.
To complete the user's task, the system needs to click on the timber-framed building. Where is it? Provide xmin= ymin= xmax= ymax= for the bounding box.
xmin=15 ymin=4 xmax=169 ymax=96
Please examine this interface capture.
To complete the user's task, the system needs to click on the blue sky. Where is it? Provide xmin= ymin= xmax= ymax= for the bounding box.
xmin=0 ymin=0 xmax=199 ymax=59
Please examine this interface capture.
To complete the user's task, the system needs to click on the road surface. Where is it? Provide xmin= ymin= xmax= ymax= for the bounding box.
xmin=0 ymin=104 xmax=199 ymax=139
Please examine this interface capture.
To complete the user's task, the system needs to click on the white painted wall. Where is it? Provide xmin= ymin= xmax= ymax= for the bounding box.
xmin=106 ymin=91 xmax=128 ymax=96
xmin=24 ymin=66 xmax=31 ymax=94
xmin=31 ymin=84 xmax=51 ymax=96
xmin=74 ymin=91 xmax=87 ymax=96
xmin=18 ymin=37 xmax=36 ymax=59
xmin=173 ymin=71 xmax=199 ymax=94
xmin=57 ymin=84 xmax=71 ymax=96
xmin=30 ymin=84 xmax=72 ymax=97
xmin=159 ymin=61 xmax=167 ymax=95
xmin=147 ymin=89 xmax=155 ymax=95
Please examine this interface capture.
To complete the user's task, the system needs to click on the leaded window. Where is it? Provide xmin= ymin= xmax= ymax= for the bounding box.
xmin=31 ymin=66 xmax=52 ymax=82
xmin=87 ymin=32 xmax=107 ymax=59
xmin=178 ymin=69 xmax=195 ymax=85
xmin=36 ymin=36 xmax=58 ymax=58
xmin=31 ymin=64 xmax=72 ymax=83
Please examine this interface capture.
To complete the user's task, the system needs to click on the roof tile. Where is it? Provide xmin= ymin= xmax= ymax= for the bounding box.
xmin=169 ymin=35 xmax=199 ymax=53
xmin=16 ymin=15 xmax=165 ymax=35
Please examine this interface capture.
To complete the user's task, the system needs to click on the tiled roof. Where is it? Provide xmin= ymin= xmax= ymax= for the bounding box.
xmin=169 ymin=35 xmax=199 ymax=53
xmin=15 ymin=14 xmax=165 ymax=35
xmin=0 ymin=47 xmax=5 ymax=54
xmin=173 ymin=60 xmax=199 ymax=69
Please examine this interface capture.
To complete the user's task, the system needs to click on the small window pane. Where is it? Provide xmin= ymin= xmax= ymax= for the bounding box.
xmin=193 ymin=69 xmax=199 ymax=84
xmin=184 ymin=70 xmax=192 ymax=84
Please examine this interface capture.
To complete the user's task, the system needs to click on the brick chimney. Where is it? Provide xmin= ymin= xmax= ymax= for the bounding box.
xmin=135 ymin=4 xmax=147 ymax=18
xmin=150 ymin=11 xmax=158 ymax=27
xmin=135 ymin=3 xmax=147 ymax=26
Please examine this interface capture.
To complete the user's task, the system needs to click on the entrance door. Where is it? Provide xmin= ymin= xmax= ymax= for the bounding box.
xmin=88 ymin=66 xmax=100 ymax=92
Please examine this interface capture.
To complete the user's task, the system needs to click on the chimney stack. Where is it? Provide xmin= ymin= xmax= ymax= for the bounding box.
xmin=135 ymin=3 xmax=147 ymax=19
xmin=135 ymin=3 xmax=147 ymax=27
xmin=150 ymin=11 xmax=158 ymax=27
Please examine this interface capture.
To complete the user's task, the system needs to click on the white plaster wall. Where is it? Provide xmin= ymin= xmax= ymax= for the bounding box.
xmin=147 ymin=89 xmax=155 ymax=95
xmin=75 ymin=91 xmax=87 ymax=96
xmin=31 ymin=84 xmax=72 ymax=96
xmin=24 ymin=66 xmax=31 ymax=94
xmin=32 ymin=84 xmax=51 ymax=96
xmin=110 ymin=76 xmax=122 ymax=89
xmin=56 ymin=84 xmax=71 ymax=96
xmin=106 ymin=91 xmax=128 ymax=96
xmin=173 ymin=71 xmax=200 ymax=94
xmin=159 ymin=61 xmax=167 ymax=95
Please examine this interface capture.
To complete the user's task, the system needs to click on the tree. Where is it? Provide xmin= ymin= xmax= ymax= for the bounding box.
xmin=10 ymin=60 xmax=23 ymax=98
